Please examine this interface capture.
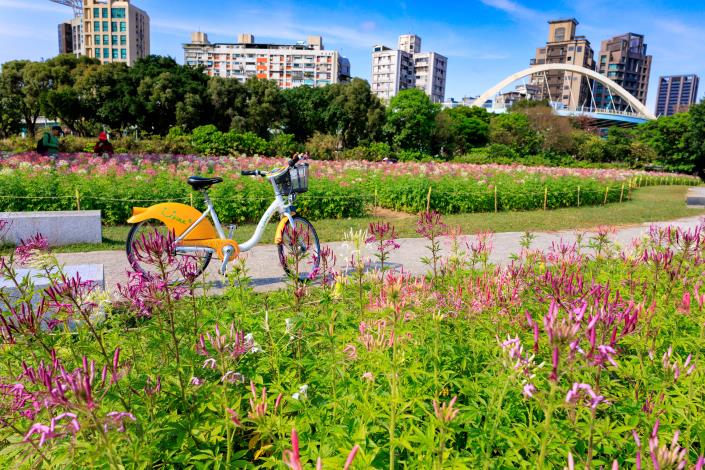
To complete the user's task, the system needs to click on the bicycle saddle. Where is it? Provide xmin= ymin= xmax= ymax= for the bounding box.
xmin=187 ymin=176 xmax=223 ymax=190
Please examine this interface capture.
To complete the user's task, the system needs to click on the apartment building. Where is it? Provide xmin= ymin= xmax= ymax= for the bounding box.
xmin=371 ymin=34 xmax=447 ymax=103
xmin=530 ymin=19 xmax=595 ymax=108
xmin=594 ymin=33 xmax=652 ymax=111
xmin=655 ymin=74 xmax=700 ymax=116
xmin=183 ymin=32 xmax=350 ymax=89
xmin=57 ymin=0 xmax=150 ymax=65
xmin=58 ymin=16 xmax=84 ymax=55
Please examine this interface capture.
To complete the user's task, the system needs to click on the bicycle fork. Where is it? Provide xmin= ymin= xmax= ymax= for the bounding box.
xmin=219 ymin=225 xmax=237 ymax=275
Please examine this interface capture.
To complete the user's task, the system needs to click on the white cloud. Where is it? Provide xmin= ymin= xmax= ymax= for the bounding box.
xmin=0 ymin=0 xmax=65 ymax=13
xmin=480 ymin=0 xmax=541 ymax=19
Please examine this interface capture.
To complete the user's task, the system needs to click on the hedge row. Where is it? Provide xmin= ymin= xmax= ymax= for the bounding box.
xmin=0 ymin=171 xmax=691 ymax=225
xmin=370 ymin=174 xmax=631 ymax=214
xmin=0 ymin=173 xmax=365 ymax=225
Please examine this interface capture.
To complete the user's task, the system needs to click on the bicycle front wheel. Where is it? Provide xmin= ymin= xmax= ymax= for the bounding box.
xmin=277 ymin=216 xmax=321 ymax=281
xmin=126 ymin=219 xmax=212 ymax=280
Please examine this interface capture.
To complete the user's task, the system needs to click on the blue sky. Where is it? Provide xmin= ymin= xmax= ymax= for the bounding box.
xmin=1 ymin=0 xmax=704 ymax=111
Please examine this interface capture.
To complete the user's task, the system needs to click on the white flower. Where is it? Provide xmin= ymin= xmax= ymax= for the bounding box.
xmin=292 ymin=384 xmax=308 ymax=400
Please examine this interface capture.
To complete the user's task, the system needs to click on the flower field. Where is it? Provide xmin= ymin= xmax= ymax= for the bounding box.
xmin=0 ymin=152 xmax=699 ymax=225
xmin=2 ymin=214 xmax=705 ymax=468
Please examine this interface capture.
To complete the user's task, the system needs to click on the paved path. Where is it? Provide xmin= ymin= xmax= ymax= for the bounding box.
xmin=55 ymin=215 xmax=705 ymax=294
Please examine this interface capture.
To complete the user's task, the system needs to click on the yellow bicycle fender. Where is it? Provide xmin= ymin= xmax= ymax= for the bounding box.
xmin=274 ymin=217 xmax=289 ymax=245
xmin=274 ymin=213 xmax=296 ymax=245
xmin=126 ymin=203 xmax=217 ymax=240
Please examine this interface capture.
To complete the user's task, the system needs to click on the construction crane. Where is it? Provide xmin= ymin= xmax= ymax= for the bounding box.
xmin=49 ymin=0 xmax=84 ymax=18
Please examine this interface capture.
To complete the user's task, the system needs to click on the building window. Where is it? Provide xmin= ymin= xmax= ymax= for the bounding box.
xmin=120 ymin=35 xmax=126 ymax=45
xmin=111 ymin=22 xmax=117 ymax=32
xmin=577 ymin=46 xmax=583 ymax=52
xmin=112 ymin=49 xmax=118 ymax=59
xmin=94 ymin=34 xmax=100 ymax=44
xmin=93 ymin=21 xmax=100 ymax=32
xmin=102 ymin=8 xmax=108 ymax=18
xmin=103 ymin=35 xmax=109 ymax=45
xmin=119 ymin=22 xmax=126 ymax=32
xmin=102 ymin=21 xmax=108 ymax=32
xmin=103 ymin=48 xmax=109 ymax=59
xmin=93 ymin=7 xmax=99 ymax=18
xmin=111 ymin=8 xmax=126 ymax=18
xmin=554 ymin=27 xmax=566 ymax=41
xmin=112 ymin=35 xmax=118 ymax=45
xmin=95 ymin=48 xmax=100 ymax=58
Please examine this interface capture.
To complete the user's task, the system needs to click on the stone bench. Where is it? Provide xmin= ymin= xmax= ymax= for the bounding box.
xmin=686 ymin=187 xmax=705 ymax=208
xmin=0 ymin=211 xmax=102 ymax=246
xmin=0 ymin=264 xmax=105 ymax=310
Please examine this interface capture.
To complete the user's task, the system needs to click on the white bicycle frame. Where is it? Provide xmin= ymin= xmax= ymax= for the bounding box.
xmin=174 ymin=174 xmax=296 ymax=274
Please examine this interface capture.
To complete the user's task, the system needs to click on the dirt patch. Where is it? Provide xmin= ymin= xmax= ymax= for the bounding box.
xmin=370 ymin=207 xmax=414 ymax=219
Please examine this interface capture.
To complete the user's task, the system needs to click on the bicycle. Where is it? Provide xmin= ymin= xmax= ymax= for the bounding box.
xmin=125 ymin=155 xmax=320 ymax=280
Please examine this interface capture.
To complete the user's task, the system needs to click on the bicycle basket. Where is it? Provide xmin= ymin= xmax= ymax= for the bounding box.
xmin=275 ymin=164 xmax=309 ymax=195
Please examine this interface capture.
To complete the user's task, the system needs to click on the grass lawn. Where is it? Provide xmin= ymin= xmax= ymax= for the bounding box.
xmin=2 ymin=185 xmax=702 ymax=254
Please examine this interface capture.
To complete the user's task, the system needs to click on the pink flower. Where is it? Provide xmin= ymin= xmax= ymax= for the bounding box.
xmin=14 ymin=233 xmax=49 ymax=265
xmin=283 ymin=428 xmax=303 ymax=470
xmin=522 ymin=383 xmax=537 ymax=399
xmin=361 ymin=372 xmax=374 ymax=382
xmin=433 ymin=396 xmax=459 ymax=423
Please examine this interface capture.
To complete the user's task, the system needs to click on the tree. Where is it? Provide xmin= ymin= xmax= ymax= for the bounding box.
xmin=243 ymin=78 xmax=284 ymax=138
xmin=80 ymin=62 xmax=134 ymax=132
xmin=282 ymin=85 xmax=330 ymax=142
xmin=130 ymin=56 xmax=209 ymax=134
xmin=489 ymin=112 xmax=541 ymax=155
xmin=0 ymin=75 xmax=22 ymax=138
xmin=432 ymin=107 xmax=490 ymax=157
xmin=522 ymin=106 xmax=575 ymax=155
xmin=384 ymin=88 xmax=439 ymax=153
xmin=0 ymin=60 xmax=53 ymax=136
xmin=634 ymin=113 xmax=692 ymax=172
xmin=208 ymin=77 xmax=248 ymax=132
xmin=326 ymin=78 xmax=386 ymax=148
xmin=685 ymin=102 xmax=705 ymax=177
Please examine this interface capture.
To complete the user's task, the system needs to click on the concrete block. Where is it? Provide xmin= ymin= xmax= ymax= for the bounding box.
xmin=0 ymin=264 xmax=105 ymax=307
xmin=686 ymin=187 xmax=705 ymax=207
xmin=0 ymin=211 xmax=102 ymax=246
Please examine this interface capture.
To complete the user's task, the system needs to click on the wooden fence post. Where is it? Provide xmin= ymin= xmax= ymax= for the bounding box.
xmin=494 ymin=186 xmax=498 ymax=213
xmin=603 ymin=186 xmax=610 ymax=205
xmin=577 ymin=186 xmax=581 ymax=207
xmin=75 ymin=188 xmax=81 ymax=211
xmin=619 ymin=183 xmax=625 ymax=203
xmin=426 ymin=186 xmax=432 ymax=213
xmin=543 ymin=187 xmax=548 ymax=211
xmin=189 ymin=193 xmax=194 ymax=207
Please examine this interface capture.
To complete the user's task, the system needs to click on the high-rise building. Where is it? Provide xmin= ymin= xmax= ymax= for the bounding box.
xmin=183 ymin=32 xmax=350 ymax=88
xmin=371 ymin=34 xmax=447 ymax=103
xmin=58 ymin=22 xmax=74 ymax=54
xmin=594 ymin=33 xmax=652 ymax=111
xmin=57 ymin=16 xmax=84 ymax=55
xmin=57 ymin=0 xmax=150 ymax=65
xmin=530 ymin=19 xmax=595 ymax=108
xmin=655 ymin=75 xmax=700 ymax=116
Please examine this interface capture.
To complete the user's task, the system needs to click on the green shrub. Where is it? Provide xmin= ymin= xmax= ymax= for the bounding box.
xmin=305 ymin=133 xmax=339 ymax=160
xmin=268 ymin=133 xmax=300 ymax=156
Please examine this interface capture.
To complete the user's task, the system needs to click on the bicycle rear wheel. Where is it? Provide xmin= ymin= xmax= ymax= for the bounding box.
xmin=126 ymin=219 xmax=212 ymax=280
xmin=277 ymin=216 xmax=320 ymax=281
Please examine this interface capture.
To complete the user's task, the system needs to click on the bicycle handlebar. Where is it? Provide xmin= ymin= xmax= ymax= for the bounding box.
xmin=240 ymin=170 xmax=265 ymax=177
xmin=242 ymin=155 xmax=303 ymax=177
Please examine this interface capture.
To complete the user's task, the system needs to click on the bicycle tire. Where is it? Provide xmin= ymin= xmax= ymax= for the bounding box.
xmin=277 ymin=216 xmax=321 ymax=281
xmin=126 ymin=219 xmax=212 ymax=279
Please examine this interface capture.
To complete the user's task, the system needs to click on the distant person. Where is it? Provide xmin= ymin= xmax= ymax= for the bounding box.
xmin=93 ymin=131 xmax=114 ymax=156
xmin=36 ymin=126 xmax=62 ymax=156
